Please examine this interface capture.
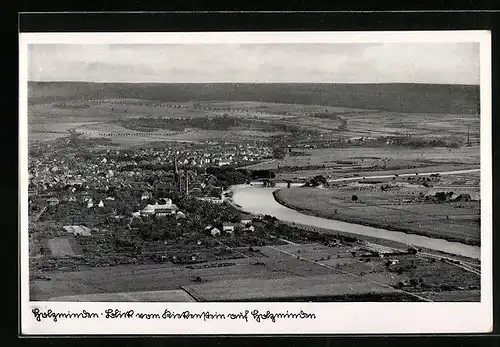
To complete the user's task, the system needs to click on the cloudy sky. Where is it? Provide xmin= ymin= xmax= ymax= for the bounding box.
xmin=28 ymin=43 xmax=480 ymax=84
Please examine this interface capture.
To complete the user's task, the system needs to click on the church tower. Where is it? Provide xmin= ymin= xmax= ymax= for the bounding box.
xmin=173 ymin=153 xmax=180 ymax=192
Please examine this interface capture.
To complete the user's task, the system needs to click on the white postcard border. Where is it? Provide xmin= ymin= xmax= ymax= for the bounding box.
xmin=19 ymin=30 xmax=492 ymax=335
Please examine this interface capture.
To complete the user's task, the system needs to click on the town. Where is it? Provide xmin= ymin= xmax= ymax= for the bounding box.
xmin=28 ymin=132 xmax=288 ymax=274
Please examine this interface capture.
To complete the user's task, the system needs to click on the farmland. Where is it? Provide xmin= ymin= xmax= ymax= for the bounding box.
xmin=27 ymin=81 xmax=482 ymax=302
xmin=32 ymin=241 xmax=480 ymax=302
xmin=28 ymin=82 xmax=479 ymax=150
xmin=274 ymin=170 xmax=480 ymax=245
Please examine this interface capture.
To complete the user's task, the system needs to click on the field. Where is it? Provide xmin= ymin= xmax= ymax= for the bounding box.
xmin=48 ymin=289 xmax=197 ymax=302
xmin=28 ymin=82 xmax=479 ymax=150
xmin=32 ymin=241 xmax=480 ymax=302
xmin=274 ymin=176 xmax=480 ymax=245
xmin=240 ymin=145 xmax=480 ymax=187
xmin=182 ymin=274 xmax=403 ymax=302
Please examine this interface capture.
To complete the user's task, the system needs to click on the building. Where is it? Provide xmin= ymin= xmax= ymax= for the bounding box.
xmin=240 ymin=217 xmax=252 ymax=226
xmin=141 ymin=202 xmax=179 ymax=216
xmin=46 ymin=197 xmax=60 ymax=206
xmin=222 ymin=222 xmax=236 ymax=234
xmin=158 ymin=198 xmax=173 ymax=206
xmin=196 ymin=197 xmax=224 ymax=204
xmin=175 ymin=211 xmax=187 ymax=219
xmin=63 ymin=225 xmax=92 ymax=237
xmin=155 ymin=208 xmax=173 ymax=217
xmin=210 ymin=227 xmax=221 ymax=236
xmin=245 ymin=225 xmax=255 ymax=232
xmin=141 ymin=191 xmax=153 ymax=200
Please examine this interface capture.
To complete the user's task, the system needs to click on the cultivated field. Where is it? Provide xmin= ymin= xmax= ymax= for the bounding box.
xmin=32 ymin=240 xmax=480 ymax=302
xmin=275 ymin=180 xmax=480 ymax=245
xmin=28 ymin=82 xmax=479 ymax=151
xmin=182 ymin=274 xmax=401 ymax=302
xmin=49 ymin=289 xmax=196 ymax=302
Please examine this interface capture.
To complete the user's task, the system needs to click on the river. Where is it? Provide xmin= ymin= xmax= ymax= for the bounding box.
xmin=231 ymin=183 xmax=480 ymax=260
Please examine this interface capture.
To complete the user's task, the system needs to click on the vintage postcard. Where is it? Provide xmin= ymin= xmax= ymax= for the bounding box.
xmin=19 ymin=31 xmax=492 ymax=335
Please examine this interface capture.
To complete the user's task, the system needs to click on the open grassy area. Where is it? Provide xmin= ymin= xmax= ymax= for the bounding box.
xmin=274 ymin=185 xmax=480 ymax=245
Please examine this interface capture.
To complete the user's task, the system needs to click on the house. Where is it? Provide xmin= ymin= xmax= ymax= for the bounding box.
xmin=67 ymin=179 xmax=83 ymax=187
xmin=240 ymin=217 xmax=252 ymax=226
xmin=63 ymin=225 xmax=92 ymax=237
xmin=87 ymin=199 xmax=94 ymax=208
xmin=141 ymin=202 xmax=178 ymax=216
xmin=46 ymin=197 xmax=59 ymax=206
xmin=210 ymin=227 xmax=221 ymax=236
xmin=196 ymin=197 xmax=224 ymax=204
xmin=98 ymin=200 xmax=104 ymax=208
xmin=141 ymin=191 xmax=152 ymax=200
xmin=245 ymin=225 xmax=255 ymax=232
xmin=175 ymin=211 xmax=187 ymax=219
xmin=222 ymin=222 xmax=236 ymax=234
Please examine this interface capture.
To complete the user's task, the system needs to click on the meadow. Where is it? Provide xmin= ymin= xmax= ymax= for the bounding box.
xmin=274 ymin=184 xmax=480 ymax=246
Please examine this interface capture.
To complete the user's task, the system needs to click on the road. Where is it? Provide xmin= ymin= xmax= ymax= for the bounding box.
xmin=32 ymin=205 xmax=47 ymax=223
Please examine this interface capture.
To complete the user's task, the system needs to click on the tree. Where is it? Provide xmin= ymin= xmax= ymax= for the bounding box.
xmin=351 ymin=195 xmax=358 ymax=202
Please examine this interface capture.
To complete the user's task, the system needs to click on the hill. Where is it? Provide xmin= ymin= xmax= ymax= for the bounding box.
xmin=28 ymin=82 xmax=480 ymax=115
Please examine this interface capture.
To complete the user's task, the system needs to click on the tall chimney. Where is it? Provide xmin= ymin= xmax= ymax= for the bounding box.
xmin=467 ymin=124 xmax=471 ymax=146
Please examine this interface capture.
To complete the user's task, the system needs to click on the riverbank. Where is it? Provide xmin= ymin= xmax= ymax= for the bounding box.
xmin=273 ymin=188 xmax=480 ymax=247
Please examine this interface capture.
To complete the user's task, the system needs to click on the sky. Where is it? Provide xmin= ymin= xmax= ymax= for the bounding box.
xmin=28 ymin=43 xmax=480 ymax=84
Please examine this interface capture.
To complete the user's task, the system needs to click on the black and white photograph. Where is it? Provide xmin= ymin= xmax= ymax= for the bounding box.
xmin=19 ymin=31 xmax=492 ymax=334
